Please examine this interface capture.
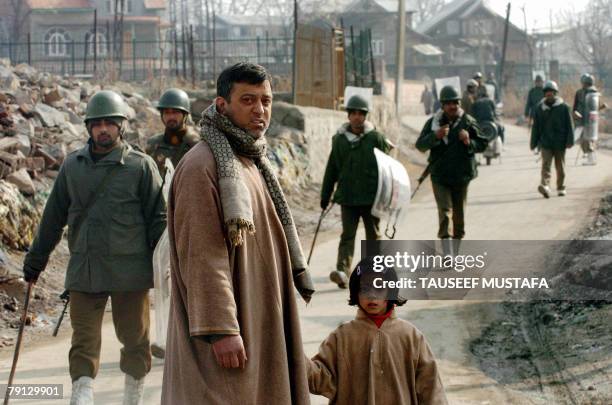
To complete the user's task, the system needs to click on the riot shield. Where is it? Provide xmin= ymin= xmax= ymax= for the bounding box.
xmin=372 ymin=149 xmax=411 ymax=238
xmin=584 ymin=92 xmax=600 ymax=141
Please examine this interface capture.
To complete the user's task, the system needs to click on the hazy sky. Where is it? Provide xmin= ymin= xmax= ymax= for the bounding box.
xmin=487 ymin=0 xmax=587 ymax=31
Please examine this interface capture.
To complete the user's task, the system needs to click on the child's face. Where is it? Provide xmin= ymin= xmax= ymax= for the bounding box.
xmin=358 ymin=283 xmax=389 ymax=315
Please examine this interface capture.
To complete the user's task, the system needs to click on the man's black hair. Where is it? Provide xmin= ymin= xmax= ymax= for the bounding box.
xmin=216 ymin=62 xmax=271 ymax=101
xmin=348 ymin=256 xmax=407 ymax=310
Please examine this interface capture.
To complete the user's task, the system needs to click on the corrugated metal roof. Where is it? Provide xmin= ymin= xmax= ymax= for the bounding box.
xmin=412 ymin=43 xmax=444 ymax=56
xmin=144 ymin=0 xmax=166 ymax=9
xmin=27 ymin=0 xmax=92 ymax=10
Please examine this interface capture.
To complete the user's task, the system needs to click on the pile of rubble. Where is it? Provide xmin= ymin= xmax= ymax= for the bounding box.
xmin=0 ymin=60 xmax=164 ymax=250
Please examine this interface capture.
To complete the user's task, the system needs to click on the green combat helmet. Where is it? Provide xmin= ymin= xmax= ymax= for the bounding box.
xmin=85 ymin=90 xmax=128 ymax=123
xmin=580 ymin=73 xmax=594 ymax=86
xmin=346 ymin=95 xmax=369 ymax=112
xmin=439 ymin=85 xmax=461 ymax=103
xmin=543 ymin=80 xmax=559 ymax=93
xmin=157 ymin=88 xmax=191 ymax=114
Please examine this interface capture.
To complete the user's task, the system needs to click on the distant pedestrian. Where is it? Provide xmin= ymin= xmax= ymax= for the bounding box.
xmin=421 ymin=85 xmax=434 ymax=115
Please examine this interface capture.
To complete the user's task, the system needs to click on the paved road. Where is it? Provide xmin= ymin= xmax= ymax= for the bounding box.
xmin=1 ymin=119 xmax=611 ymax=404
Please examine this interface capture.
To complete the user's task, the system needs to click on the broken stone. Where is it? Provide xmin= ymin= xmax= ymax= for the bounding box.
xmin=0 ymin=66 xmax=20 ymax=91
xmin=66 ymin=109 xmax=83 ymax=125
xmin=14 ymin=134 xmax=31 ymax=155
xmin=6 ymin=168 xmax=36 ymax=195
xmin=57 ymin=86 xmax=80 ymax=105
xmin=0 ymin=137 xmax=20 ymax=152
xmin=13 ymin=64 xmax=38 ymax=81
xmin=18 ymin=104 xmax=35 ymax=119
xmin=43 ymin=89 xmax=63 ymax=105
xmin=33 ymin=103 xmax=65 ymax=127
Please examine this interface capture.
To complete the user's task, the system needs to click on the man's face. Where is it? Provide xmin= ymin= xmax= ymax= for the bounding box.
xmin=161 ymin=108 xmax=186 ymax=131
xmin=582 ymin=82 xmax=590 ymax=89
xmin=475 ymin=77 xmax=482 ymax=85
xmin=89 ymin=119 xmax=121 ymax=151
xmin=216 ymin=80 xmax=272 ymax=139
xmin=536 ymin=80 xmax=543 ymax=88
xmin=544 ymin=90 xmax=556 ymax=102
xmin=443 ymin=101 xmax=460 ymax=119
xmin=348 ymin=110 xmax=367 ymax=133
xmin=467 ymin=85 xmax=476 ymax=94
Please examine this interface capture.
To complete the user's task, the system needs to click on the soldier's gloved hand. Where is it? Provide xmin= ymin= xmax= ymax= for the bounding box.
xmin=320 ymin=200 xmax=329 ymax=211
xmin=459 ymin=129 xmax=470 ymax=145
xmin=23 ymin=264 xmax=41 ymax=283
xmin=436 ymin=125 xmax=449 ymax=139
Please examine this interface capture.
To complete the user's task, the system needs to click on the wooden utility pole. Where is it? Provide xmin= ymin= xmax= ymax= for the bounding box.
xmin=394 ymin=0 xmax=406 ymax=115
xmin=291 ymin=0 xmax=298 ymax=104
xmin=499 ymin=2 xmax=511 ymax=98
xmin=93 ymin=9 xmax=98 ymax=74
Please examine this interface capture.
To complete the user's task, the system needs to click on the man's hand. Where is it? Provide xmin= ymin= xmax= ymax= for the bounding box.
xmin=458 ymin=129 xmax=470 ymax=145
xmin=573 ymin=111 xmax=582 ymax=120
xmin=435 ymin=125 xmax=449 ymax=140
xmin=320 ymin=200 xmax=329 ymax=211
xmin=23 ymin=264 xmax=41 ymax=283
xmin=212 ymin=335 xmax=247 ymax=369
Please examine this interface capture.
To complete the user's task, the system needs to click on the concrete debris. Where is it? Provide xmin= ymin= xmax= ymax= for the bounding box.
xmin=6 ymin=169 xmax=36 ymax=196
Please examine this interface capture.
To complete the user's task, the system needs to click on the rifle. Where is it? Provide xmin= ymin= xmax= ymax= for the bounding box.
xmin=52 ymin=290 xmax=70 ymax=337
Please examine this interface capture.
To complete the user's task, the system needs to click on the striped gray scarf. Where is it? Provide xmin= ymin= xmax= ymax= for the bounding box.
xmin=200 ymin=104 xmax=314 ymax=303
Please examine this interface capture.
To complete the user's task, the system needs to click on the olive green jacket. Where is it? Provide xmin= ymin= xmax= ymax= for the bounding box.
xmin=530 ymin=97 xmax=574 ymax=151
xmin=25 ymin=141 xmax=166 ymax=292
xmin=145 ymin=129 xmax=199 ymax=176
xmin=321 ymin=122 xmax=391 ymax=207
xmin=416 ymin=110 xmax=489 ymax=186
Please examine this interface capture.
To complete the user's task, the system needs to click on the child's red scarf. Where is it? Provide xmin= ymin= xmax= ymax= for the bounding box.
xmin=366 ymin=308 xmax=394 ymax=328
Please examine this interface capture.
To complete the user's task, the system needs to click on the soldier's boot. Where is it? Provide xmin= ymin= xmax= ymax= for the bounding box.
xmin=329 ymin=270 xmax=348 ymax=289
xmin=151 ymin=343 xmax=165 ymax=359
xmin=123 ymin=374 xmax=144 ymax=405
xmin=538 ymin=185 xmax=550 ymax=199
xmin=587 ymin=152 xmax=597 ymax=166
xmin=70 ymin=376 xmax=94 ymax=405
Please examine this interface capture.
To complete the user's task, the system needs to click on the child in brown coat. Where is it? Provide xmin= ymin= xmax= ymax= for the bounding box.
xmin=307 ymin=257 xmax=448 ymax=404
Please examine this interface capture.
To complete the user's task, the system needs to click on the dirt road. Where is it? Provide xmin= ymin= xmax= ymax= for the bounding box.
xmin=1 ymin=119 xmax=610 ymax=404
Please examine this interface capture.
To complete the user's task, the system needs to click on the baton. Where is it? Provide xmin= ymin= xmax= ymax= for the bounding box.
xmin=307 ymin=204 xmax=334 ymax=265
xmin=4 ymin=282 xmax=33 ymax=405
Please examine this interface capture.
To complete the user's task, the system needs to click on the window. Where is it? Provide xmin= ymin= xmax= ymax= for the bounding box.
xmin=86 ymin=31 xmax=108 ymax=56
xmin=44 ymin=28 xmax=71 ymax=57
xmin=371 ymin=39 xmax=384 ymax=56
xmin=233 ymin=27 xmax=241 ymax=37
xmin=106 ymin=0 xmax=133 ymax=14
xmin=446 ymin=20 xmax=460 ymax=36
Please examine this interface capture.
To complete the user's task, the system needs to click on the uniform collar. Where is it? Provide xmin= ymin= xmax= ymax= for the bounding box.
xmin=76 ymin=140 xmax=129 ymax=164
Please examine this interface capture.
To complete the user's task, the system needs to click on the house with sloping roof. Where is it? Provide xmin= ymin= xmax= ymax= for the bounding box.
xmin=0 ymin=0 xmax=167 ymax=72
xmin=414 ymin=0 xmax=531 ymax=84
xmin=337 ymin=0 xmax=443 ymax=78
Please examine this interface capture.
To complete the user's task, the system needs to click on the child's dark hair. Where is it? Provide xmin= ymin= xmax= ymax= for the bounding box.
xmin=348 ymin=256 xmax=407 ymax=310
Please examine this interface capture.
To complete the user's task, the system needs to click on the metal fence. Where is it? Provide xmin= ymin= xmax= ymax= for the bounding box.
xmin=0 ymin=36 xmax=294 ymax=82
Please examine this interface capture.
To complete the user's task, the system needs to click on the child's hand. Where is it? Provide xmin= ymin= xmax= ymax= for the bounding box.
xmin=212 ymin=335 xmax=247 ymax=369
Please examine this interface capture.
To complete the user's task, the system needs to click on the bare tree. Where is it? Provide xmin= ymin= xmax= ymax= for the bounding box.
xmin=7 ymin=0 xmax=31 ymax=43
xmin=412 ymin=0 xmax=447 ymax=27
xmin=563 ymin=0 xmax=612 ymax=85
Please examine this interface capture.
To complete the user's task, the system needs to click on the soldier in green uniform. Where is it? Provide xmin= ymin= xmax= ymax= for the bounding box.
xmin=145 ymin=88 xmax=199 ymax=177
xmin=531 ymin=80 xmax=574 ymax=198
xmin=416 ymin=86 xmax=488 ymax=247
xmin=321 ymin=95 xmax=392 ymax=288
xmin=22 ymin=91 xmax=166 ymax=405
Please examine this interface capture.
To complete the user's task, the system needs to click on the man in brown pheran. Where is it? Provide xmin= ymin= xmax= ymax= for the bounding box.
xmin=161 ymin=62 xmax=314 ymax=404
